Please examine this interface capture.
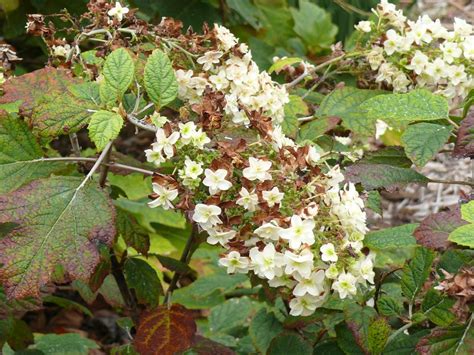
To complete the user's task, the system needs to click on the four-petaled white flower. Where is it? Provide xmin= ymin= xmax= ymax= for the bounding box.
xmin=320 ymin=243 xmax=338 ymax=263
xmin=192 ymin=204 xmax=222 ymax=228
xmin=203 ymin=169 xmax=232 ymax=195
xmin=107 ymin=2 xmax=129 ymax=21
xmin=249 ymin=243 xmax=284 ymax=280
xmin=153 ymin=128 xmax=180 ymax=158
xmin=148 ymin=183 xmax=178 ymax=210
xmin=145 ymin=147 xmax=165 ymax=167
xmin=52 ymin=44 xmax=71 ymax=58
xmin=179 ymin=122 xmax=198 ymax=144
xmin=262 ymin=187 xmax=284 ymax=207
xmin=182 ymin=158 xmax=203 ymax=180
xmin=243 ymin=157 xmax=272 ymax=181
xmin=236 ymin=187 xmax=259 ymax=212
xmin=332 ymin=272 xmax=358 ymax=299
xmin=293 ymin=270 xmax=326 ymax=297
xmin=289 ymin=294 xmax=325 ymax=317
xmin=355 ymin=20 xmax=372 ymax=33
xmin=254 ymin=221 xmax=282 ymax=241
xmin=207 ymin=228 xmax=236 ymax=247
xmin=197 ymin=50 xmax=224 ymax=71
xmin=283 ymin=249 xmax=314 ymax=279
xmin=279 ymin=215 xmax=315 ymax=250
xmin=219 ymin=251 xmax=250 ymax=274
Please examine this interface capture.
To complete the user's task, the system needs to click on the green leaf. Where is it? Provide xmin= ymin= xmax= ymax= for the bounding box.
xmin=297 ymin=116 xmax=340 ymax=142
xmin=344 ymin=304 xmax=377 ymax=353
xmin=448 ymin=224 xmax=474 ymax=248
xmin=43 ymin=295 xmax=93 ymax=317
xmin=401 ymin=123 xmax=453 ymax=167
xmin=116 ymin=207 xmax=150 ymax=256
xmin=416 ymin=318 xmax=474 ymax=355
xmin=364 ymin=224 xmax=418 ymax=249
xmin=88 ymin=110 xmax=123 ymax=151
xmin=124 ymin=257 xmax=163 ymax=308
xmin=144 ymin=49 xmax=178 ymax=108
xmin=226 ymin=0 xmax=262 ymax=29
xmin=345 ymin=163 xmax=429 ymax=190
xmin=267 ymin=332 xmax=312 ymax=355
xmin=0 ymin=286 xmax=40 ymax=318
xmin=400 ymin=247 xmax=435 ymax=304
xmin=268 ymin=57 xmax=302 ymax=73
xmin=0 ymin=114 xmax=63 ymax=194
xmin=0 ymin=316 xmax=33 ymax=350
xmin=335 ymin=323 xmax=365 ymax=355
xmin=31 ymin=333 xmax=99 ymax=354
xmin=367 ymin=318 xmax=391 ymax=355
xmin=422 ymin=289 xmax=456 ymax=327
xmin=317 ymin=87 xmax=386 ymax=135
xmin=377 ymin=296 xmax=403 ymax=317
xmin=102 ymin=48 xmax=134 ymax=99
xmin=209 ymin=297 xmax=254 ymax=334
xmin=155 ymin=254 xmax=196 ymax=277
xmin=383 ymin=329 xmax=430 ymax=355
xmin=69 ymin=82 xmax=101 ymax=105
xmin=283 ymin=95 xmax=308 ymax=137
xmin=249 ymin=308 xmax=283 ymax=354
xmin=461 ymin=201 xmax=474 ymax=223
xmin=290 ymin=0 xmax=337 ymax=52
xmin=361 ymin=89 xmax=449 ymax=123
xmin=359 ymin=147 xmax=412 ymax=168
xmin=0 ymin=176 xmax=116 ymax=299
xmin=366 ymin=191 xmax=382 ymax=215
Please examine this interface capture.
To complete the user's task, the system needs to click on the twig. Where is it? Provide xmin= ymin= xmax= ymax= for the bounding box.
xmin=32 ymin=156 xmax=154 ymax=176
xmin=297 ymin=115 xmax=315 ymax=122
xmin=386 ymin=322 xmax=414 ymax=344
xmin=127 ymin=114 xmax=158 ymax=132
xmin=69 ymin=133 xmax=81 ymax=157
xmin=76 ymin=141 xmax=113 ymax=191
xmin=428 ymin=178 xmax=474 ymax=188
xmin=164 ymin=225 xmax=199 ymax=304
xmin=99 ymin=148 xmax=112 ymax=188
xmin=110 ymin=252 xmax=139 ymax=323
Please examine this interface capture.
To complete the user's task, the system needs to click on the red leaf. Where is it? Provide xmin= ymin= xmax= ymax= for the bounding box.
xmin=453 ymin=112 xmax=474 ymax=158
xmin=135 ymin=304 xmax=196 ymax=355
xmin=0 ymin=67 xmax=80 ymax=117
xmin=414 ymin=209 xmax=468 ymax=251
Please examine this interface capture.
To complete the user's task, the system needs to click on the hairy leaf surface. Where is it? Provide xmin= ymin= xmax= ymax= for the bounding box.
xmin=0 ymin=177 xmax=116 ymax=299
xmin=88 ymin=110 xmax=123 ymax=151
xmin=144 ymin=49 xmax=178 ymax=108
xmin=102 ymin=48 xmax=135 ymax=100
xmin=400 ymin=248 xmax=435 ymax=304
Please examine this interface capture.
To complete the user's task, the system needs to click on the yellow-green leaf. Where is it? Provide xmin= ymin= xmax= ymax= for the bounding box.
xmin=88 ymin=110 xmax=123 ymax=151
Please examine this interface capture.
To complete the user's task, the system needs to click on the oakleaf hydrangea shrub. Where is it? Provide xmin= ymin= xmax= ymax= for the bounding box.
xmin=145 ymin=24 xmax=374 ymax=316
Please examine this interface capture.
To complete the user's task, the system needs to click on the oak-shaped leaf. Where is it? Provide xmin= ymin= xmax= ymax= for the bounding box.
xmin=0 ymin=114 xmax=63 ymax=194
xmin=453 ymin=111 xmax=474 ymax=158
xmin=134 ymin=304 xmax=196 ymax=355
xmin=0 ymin=67 xmax=80 ymax=117
xmin=0 ymin=176 xmax=116 ymax=300
xmin=414 ymin=209 xmax=467 ymax=251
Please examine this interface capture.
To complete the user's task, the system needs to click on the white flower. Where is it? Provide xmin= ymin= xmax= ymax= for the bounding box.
xmin=148 ymin=183 xmax=178 ymax=210
xmin=192 ymin=204 xmax=222 ymax=228
xmin=219 ymin=251 xmax=250 ymax=274
xmin=440 ymin=42 xmax=462 ymax=64
xmin=425 ymin=58 xmax=448 ymax=81
xmin=209 ymin=70 xmax=229 ymax=90
xmin=367 ymin=47 xmax=384 ymax=70
xmin=446 ymin=64 xmax=467 ymax=86
xmin=462 ymin=36 xmax=474 ymax=60
xmin=145 ymin=147 xmax=166 ymax=166
xmin=107 ymin=2 xmax=129 ymax=21
xmin=392 ymin=72 xmax=411 ymax=92
xmin=179 ymin=122 xmax=198 ymax=144
xmin=306 ymin=146 xmax=321 ymax=166
xmin=181 ymin=158 xmax=203 ymax=180
xmin=153 ymin=129 xmax=180 ymax=158
xmin=351 ymin=256 xmax=375 ymax=284
xmin=203 ymin=169 xmax=232 ymax=195
xmin=293 ymin=270 xmax=326 ymax=297
xmin=197 ymin=50 xmax=224 ymax=71
xmin=192 ymin=129 xmax=211 ymax=149
xmin=320 ymin=243 xmax=338 ymax=263
xmin=52 ymin=44 xmax=71 ymax=58
xmin=283 ymin=249 xmax=314 ymax=279
xmin=454 ymin=17 xmax=473 ymax=37
xmin=0 ymin=72 xmax=5 ymax=85
xmin=384 ymin=29 xmax=403 ymax=55
xmin=249 ymin=243 xmax=284 ymax=280
xmin=268 ymin=274 xmax=297 ymax=289
xmin=215 ymin=24 xmax=238 ymax=50
xmin=149 ymin=112 xmax=168 ymax=128
xmin=325 ymin=264 xmax=339 ymax=279
xmin=289 ymin=294 xmax=324 ymax=316
xmin=332 ymin=272 xmax=358 ymax=299
xmin=254 ymin=221 xmax=282 ymax=241
xmin=262 ymin=187 xmax=284 ymax=208
xmin=355 ymin=20 xmax=372 ymax=33
xmin=407 ymin=20 xmax=432 ymax=45
xmin=243 ymin=157 xmax=272 ymax=181
xmin=270 ymin=126 xmax=294 ymax=150
xmin=236 ymin=187 xmax=259 ymax=212
xmin=279 ymin=215 xmax=315 ymax=250
xmin=406 ymin=50 xmax=429 ymax=75
xmin=207 ymin=228 xmax=236 ymax=247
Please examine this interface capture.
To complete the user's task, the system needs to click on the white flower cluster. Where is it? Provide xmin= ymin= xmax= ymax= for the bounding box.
xmin=355 ymin=0 xmax=473 ymax=103
xmin=145 ymin=24 xmax=374 ymax=316
xmin=175 ymin=24 xmax=289 ymax=126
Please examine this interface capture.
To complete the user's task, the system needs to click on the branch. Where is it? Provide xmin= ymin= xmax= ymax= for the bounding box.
xmin=429 ymin=179 xmax=474 ymax=188
xmin=33 ymin=156 xmax=154 ymax=176
xmin=76 ymin=141 xmax=113 ymax=191
xmin=127 ymin=114 xmax=158 ymax=132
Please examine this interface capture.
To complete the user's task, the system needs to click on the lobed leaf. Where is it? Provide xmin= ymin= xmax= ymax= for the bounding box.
xmin=144 ymin=49 xmax=178 ymax=108
xmin=0 ymin=114 xmax=63 ymax=194
xmin=134 ymin=304 xmax=196 ymax=355
xmin=401 ymin=123 xmax=453 ymax=167
xmin=226 ymin=0 xmax=262 ymax=29
xmin=0 ymin=176 xmax=116 ymax=299
xmin=88 ymin=110 xmax=124 ymax=151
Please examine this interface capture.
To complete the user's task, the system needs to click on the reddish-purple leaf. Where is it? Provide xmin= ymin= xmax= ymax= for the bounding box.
xmin=188 ymin=335 xmax=235 ymax=355
xmin=0 ymin=177 xmax=116 ymax=300
xmin=414 ymin=209 xmax=468 ymax=251
xmin=135 ymin=304 xmax=196 ymax=355
xmin=453 ymin=112 xmax=474 ymax=158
